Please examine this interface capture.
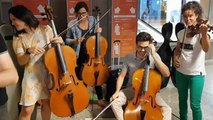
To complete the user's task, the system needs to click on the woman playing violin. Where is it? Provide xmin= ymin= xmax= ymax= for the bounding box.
xmin=173 ymin=1 xmax=211 ymax=120
xmin=110 ymin=32 xmax=171 ymax=120
xmin=65 ymin=2 xmax=107 ymax=107
xmin=9 ymin=5 xmax=63 ymax=120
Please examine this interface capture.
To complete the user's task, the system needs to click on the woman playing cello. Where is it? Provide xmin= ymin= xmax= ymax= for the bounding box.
xmin=110 ymin=32 xmax=171 ymax=120
xmin=9 ymin=5 xmax=63 ymax=120
xmin=65 ymin=2 xmax=108 ymax=107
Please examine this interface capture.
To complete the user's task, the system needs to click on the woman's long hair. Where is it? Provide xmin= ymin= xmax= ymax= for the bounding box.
xmin=8 ymin=5 xmax=39 ymax=36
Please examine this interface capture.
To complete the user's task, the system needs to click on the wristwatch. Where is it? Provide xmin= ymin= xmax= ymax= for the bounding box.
xmin=26 ymin=48 xmax=30 ymax=54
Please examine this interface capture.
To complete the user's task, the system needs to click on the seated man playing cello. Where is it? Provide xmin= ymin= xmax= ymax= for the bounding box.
xmin=110 ymin=32 xmax=172 ymax=120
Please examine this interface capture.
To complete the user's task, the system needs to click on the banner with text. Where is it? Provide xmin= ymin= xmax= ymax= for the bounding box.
xmin=112 ymin=0 xmax=138 ymax=57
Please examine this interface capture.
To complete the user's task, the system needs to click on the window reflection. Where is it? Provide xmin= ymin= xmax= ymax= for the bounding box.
xmin=138 ymin=0 xmax=206 ymax=42
xmin=138 ymin=0 xmax=182 ymax=42
xmin=139 ymin=0 xmax=163 ymax=32
xmin=141 ymin=0 xmax=160 ymax=22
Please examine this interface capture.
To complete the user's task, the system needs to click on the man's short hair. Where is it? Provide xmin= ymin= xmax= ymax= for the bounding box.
xmin=136 ymin=32 xmax=153 ymax=43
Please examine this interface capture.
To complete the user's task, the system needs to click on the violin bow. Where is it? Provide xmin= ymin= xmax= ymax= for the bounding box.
xmin=178 ymin=26 xmax=188 ymax=58
xmin=92 ymin=98 xmax=116 ymax=120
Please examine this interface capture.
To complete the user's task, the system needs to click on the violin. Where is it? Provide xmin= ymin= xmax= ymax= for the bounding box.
xmin=81 ymin=6 xmax=109 ymax=86
xmin=43 ymin=5 xmax=89 ymax=117
xmin=124 ymin=55 xmax=163 ymax=120
xmin=186 ymin=19 xmax=213 ymax=37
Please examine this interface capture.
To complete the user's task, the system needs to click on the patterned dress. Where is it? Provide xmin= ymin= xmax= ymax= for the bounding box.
xmin=13 ymin=25 xmax=53 ymax=106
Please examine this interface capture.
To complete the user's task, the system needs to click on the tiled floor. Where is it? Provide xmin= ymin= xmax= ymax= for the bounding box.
xmin=35 ymin=60 xmax=213 ymax=120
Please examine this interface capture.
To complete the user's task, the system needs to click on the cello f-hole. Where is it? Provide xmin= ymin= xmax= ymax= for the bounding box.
xmin=149 ymin=96 xmax=156 ymax=108
xmin=46 ymin=73 xmax=55 ymax=90
xmin=132 ymin=96 xmax=139 ymax=105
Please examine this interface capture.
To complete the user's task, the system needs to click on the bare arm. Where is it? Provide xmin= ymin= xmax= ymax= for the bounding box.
xmin=149 ymin=44 xmax=170 ymax=77
xmin=16 ymin=45 xmax=46 ymax=65
xmin=173 ymin=42 xmax=181 ymax=68
xmin=199 ymin=21 xmax=210 ymax=52
xmin=115 ymin=71 xmax=126 ymax=93
xmin=201 ymin=33 xmax=210 ymax=52
xmin=110 ymin=70 xmax=127 ymax=101
xmin=152 ymin=54 xmax=170 ymax=77
xmin=173 ymin=41 xmax=181 ymax=57
xmin=0 ymin=52 xmax=18 ymax=87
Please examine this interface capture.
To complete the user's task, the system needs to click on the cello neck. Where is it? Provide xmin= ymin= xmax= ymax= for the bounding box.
xmin=93 ymin=6 xmax=101 ymax=58
xmin=142 ymin=63 xmax=150 ymax=92
xmin=44 ymin=5 xmax=68 ymax=74
xmin=96 ymin=15 xmax=101 ymax=57
xmin=50 ymin=20 xmax=58 ymax=37
xmin=140 ymin=53 xmax=150 ymax=94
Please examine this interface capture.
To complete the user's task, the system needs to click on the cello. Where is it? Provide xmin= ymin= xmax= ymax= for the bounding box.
xmin=81 ymin=6 xmax=109 ymax=86
xmin=124 ymin=54 xmax=163 ymax=120
xmin=43 ymin=5 xmax=89 ymax=117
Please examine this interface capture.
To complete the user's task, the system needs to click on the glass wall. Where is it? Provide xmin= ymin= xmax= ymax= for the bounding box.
xmin=138 ymin=0 xmax=182 ymax=41
xmin=137 ymin=0 xmax=212 ymax=42
xmin=139 ymin=0 xmax=168 ymax=32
